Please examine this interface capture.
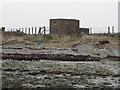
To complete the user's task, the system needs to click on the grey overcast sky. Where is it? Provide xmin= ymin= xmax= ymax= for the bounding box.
xmin=1 ymin=0 xmax=119 ymax=33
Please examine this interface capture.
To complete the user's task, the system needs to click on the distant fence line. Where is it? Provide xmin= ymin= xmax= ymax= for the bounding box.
xmin=1 ymin=26 xmax=116 ymax=35
xmin=4 ymin=26 xmax=50 ymax=34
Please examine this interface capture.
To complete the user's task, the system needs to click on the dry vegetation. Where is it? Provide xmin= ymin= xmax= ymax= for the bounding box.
xmin=2 ymin=33 xmax=118 ymax=48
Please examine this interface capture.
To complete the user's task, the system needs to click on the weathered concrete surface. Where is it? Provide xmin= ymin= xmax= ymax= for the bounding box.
xmin=1 ymin=59 xmax=119 ymax=89
xmin=73 ymin=43 xmax=119 ymax=58
xmin=2 ymin=43 xmax=79 ymax=55
xmin=1 ymin=41 xmax=119 ymax=89
xmin=50 ymin=19 xmax=79 ymax=35
xmin=108 ymin=46 xmax=119 ymax=56
xmin=2 ymin=42 xmax=119 ymax=58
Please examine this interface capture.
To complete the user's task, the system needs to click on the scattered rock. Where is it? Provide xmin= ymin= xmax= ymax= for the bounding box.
xmin=99 ymin=41 xmax=109 ymax=45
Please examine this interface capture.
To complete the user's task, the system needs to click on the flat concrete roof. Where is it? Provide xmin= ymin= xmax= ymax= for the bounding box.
xmin=50 ymin=18 xmax=79 ymax=21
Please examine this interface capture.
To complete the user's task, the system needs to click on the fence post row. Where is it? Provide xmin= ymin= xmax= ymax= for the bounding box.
xmin=2 ymin=26 xmax=48 ymax=34
xmin=1 ymin=26 xmax=115 ymax=35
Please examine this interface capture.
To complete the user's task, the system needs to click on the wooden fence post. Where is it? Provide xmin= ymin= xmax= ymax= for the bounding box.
xmin=108 ymin=27 xmax=110 ymax=34
xmin=44 ymin=26 xmax=46 ymax=34
xmin=29 ymin=27 xmax=30 ymax=34
xmin=32 ymin=27 xmax=33 ymax=34
xmin=2 ymin=27 xmax=5 ymax=33
xmin=19 ymin=28 xmax=21 ymax=31
xmin=22 ymin=28 xmax=24 ymax=32
xmin=35 ymin=27 xmax=37 ymax=34
xmin=112 ymin=26 xmax=114 ymax=34
xmin=25 ymin=28 xmax=27 ymax=34
xmin=89 ymin=27 xmax=92 ymax=34
xmin=38 ymin=27 xmax=41 ymax=34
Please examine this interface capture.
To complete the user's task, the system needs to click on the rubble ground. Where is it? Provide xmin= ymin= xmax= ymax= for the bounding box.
xmin=1 ymin=34 xmax=119 ymax=89
xmin=1 ymin=59 xmax=119 ymax=89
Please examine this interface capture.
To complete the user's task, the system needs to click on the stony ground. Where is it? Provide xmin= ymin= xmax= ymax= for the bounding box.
xmin=1 ymin=59 xmax=119 ymax=89
xmin=1 ymin=34 xmax=119 ymax=89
